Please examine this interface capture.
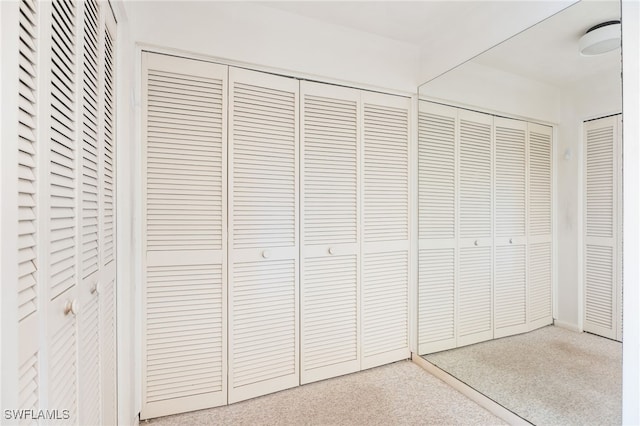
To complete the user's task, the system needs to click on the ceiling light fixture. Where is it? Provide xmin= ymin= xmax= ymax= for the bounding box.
xmin=579 ymin=20 xmax=621 ymax=56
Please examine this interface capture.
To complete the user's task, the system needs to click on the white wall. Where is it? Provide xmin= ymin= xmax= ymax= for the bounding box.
xmin=418 ymin=61 xmax=562 ymax=123
xmin=123 ymin=1 xmax=420 ymax=93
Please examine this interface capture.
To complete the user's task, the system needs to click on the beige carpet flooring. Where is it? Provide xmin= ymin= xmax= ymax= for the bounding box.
xmin=147 ymin=361 xmax=506 ymax=425
xmin=424 ymin=326 xmax=622 ymax=425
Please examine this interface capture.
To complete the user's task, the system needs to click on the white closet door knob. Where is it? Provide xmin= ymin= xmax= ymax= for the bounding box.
xmin=64 ymin=299 xmax=79 ymax=316
xmin=91 ymin=281 xmax=99 ymax=295
xmin=509 ymin=238 xmax=513 ymax=244
xmin=474 ymin=240 xmax=478 ymax=246
xmin=328 ymin=247 xmax=335 ymax=255
xmin=262 ymin=250 xmax=271 ymax=259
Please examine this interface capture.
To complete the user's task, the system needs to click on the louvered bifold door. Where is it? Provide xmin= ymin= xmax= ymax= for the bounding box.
xmin=583 ymin=116 xmax=619 ymax=340
xmin=301 ymin=81 xmax=360 ymax=384
xmin=17 ymin=0 xmax=40 ymax=416
xmin=493 ymin=118 xmax=528 ymax=338
xmin=46 ymin=0 xmax=80 ymax=422
xmin=100 ymin=8 xmax=118 ymax=426
xmin=142 ymin=53 xmax=227 ymax=419
xmin=457 ymin=109 xmax=493 ymax=347
xmin=77 ymin=0 xmax=103 ymax=424
xmin=417 ymin=101 xmax=457 ymax=354
xmin=615 ymin=115 xmax=622 ymax=343
xmin=228 ymin=68 xmax=299 ymax=403
xmin=360 ymin=92 xmax=411 ymax=369
xmin=527 ymin=123 xmax=553 ymax=331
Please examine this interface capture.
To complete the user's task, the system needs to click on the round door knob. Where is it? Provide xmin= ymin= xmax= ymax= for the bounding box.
xmin=509 ymin=238 xmax=513 ymax=244
xmin=262 ymin=250 xmax=271 ymax=259
xmin=328 ymin=247 xmax=335 ymax=255
xmin=474 ymin=240 xmax=478 ymax=246
xmin=64 ymin=299 xmax=79 ymax=316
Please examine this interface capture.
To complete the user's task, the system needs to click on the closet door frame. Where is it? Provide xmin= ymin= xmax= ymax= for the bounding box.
xmin=136 ymin=49 xmax=415 ymax=415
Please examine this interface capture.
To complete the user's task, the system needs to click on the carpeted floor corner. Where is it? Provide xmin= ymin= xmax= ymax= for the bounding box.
xmin=146 ymin=360 xmax=507 ymax=425
xmin=424 ymin=325 xmax=622 ymax=425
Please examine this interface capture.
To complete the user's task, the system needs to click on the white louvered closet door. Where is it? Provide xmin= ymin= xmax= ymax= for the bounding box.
xmin=46 ymin=0 xmax=80 ymax=422
xmin=527 ymin=123 xmax=553 ymax=331
xmin=361 ymin=91 xmax=411 ymax=369
xmin=228 ymin=68 xmax=299 ymax=403
xmin=100 ymin=8 xmax=118 ymax=425
xmin=583 ymin=115 xmax=621 ymax=341
xmin=457 ymin=109 xmax=493 ymax=347
xmin=17 ymin=0 xmax=40 ymax=415
xmin=78 ymin=1 xmax=102 ymax=424
xmin=417 ymin=101 xmax=457 ymax=354
xmin=301 ymin=81 xmax=360 ymax=384
xmin=493 ymin=117 xmax=528 ymax=338
xmin=615 ymin=116 xmax=622 ymax=343
xmin=7 ymin=0 xmax=117 ymax=422
xmin=142 ymin=53 xmax=227 ymax=419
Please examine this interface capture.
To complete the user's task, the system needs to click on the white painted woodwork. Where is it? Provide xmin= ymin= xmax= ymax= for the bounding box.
xmin=457 ymin=109 xmax=493 ymax=347
xmin=616 ymin=116 xmax=622 ymax=343
xmin=100 ymin=11 xmax=118 ymax=426
xmin=228 ymin=67 xmax=299 ymax=403
xmin=17 ymin=0 xmax=40 ymax=415
xmin=11 ymin=1 xmax=120 ymax=423
xmin=301 ymin=81 xmax=361 ymax=384
xmin=527 ymin=122 xmax=553 ymax=330
xmin=142 ymin=53 xmax=227 ymax=418
xmin=417 ymin=101 xmax=457 ymax=354
xmin=47 ymin=0 xmax=79 ymax=421
xmin=418 ymin=101 xmax=553 ymax=354
xmin=493 ymin=117 xmax=527 ymax=338
xmin=583 ymin=115 xmax=622 ymax=341
xmin=418 ymin=247 xmax=456 ymax=353
xmin=361 ymin=91 xmax=411 ymax=369
xmin=78 ymin=2 xmax=103 ymax=423
xmin=138 ymin=52 xmax=412 ymax=415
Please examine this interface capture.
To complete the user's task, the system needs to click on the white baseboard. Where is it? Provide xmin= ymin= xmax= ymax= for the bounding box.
xmin=412 ymin=354 xmax=532 ymax=426
xmin=553 ymin=319 xmax=582 ymax=333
